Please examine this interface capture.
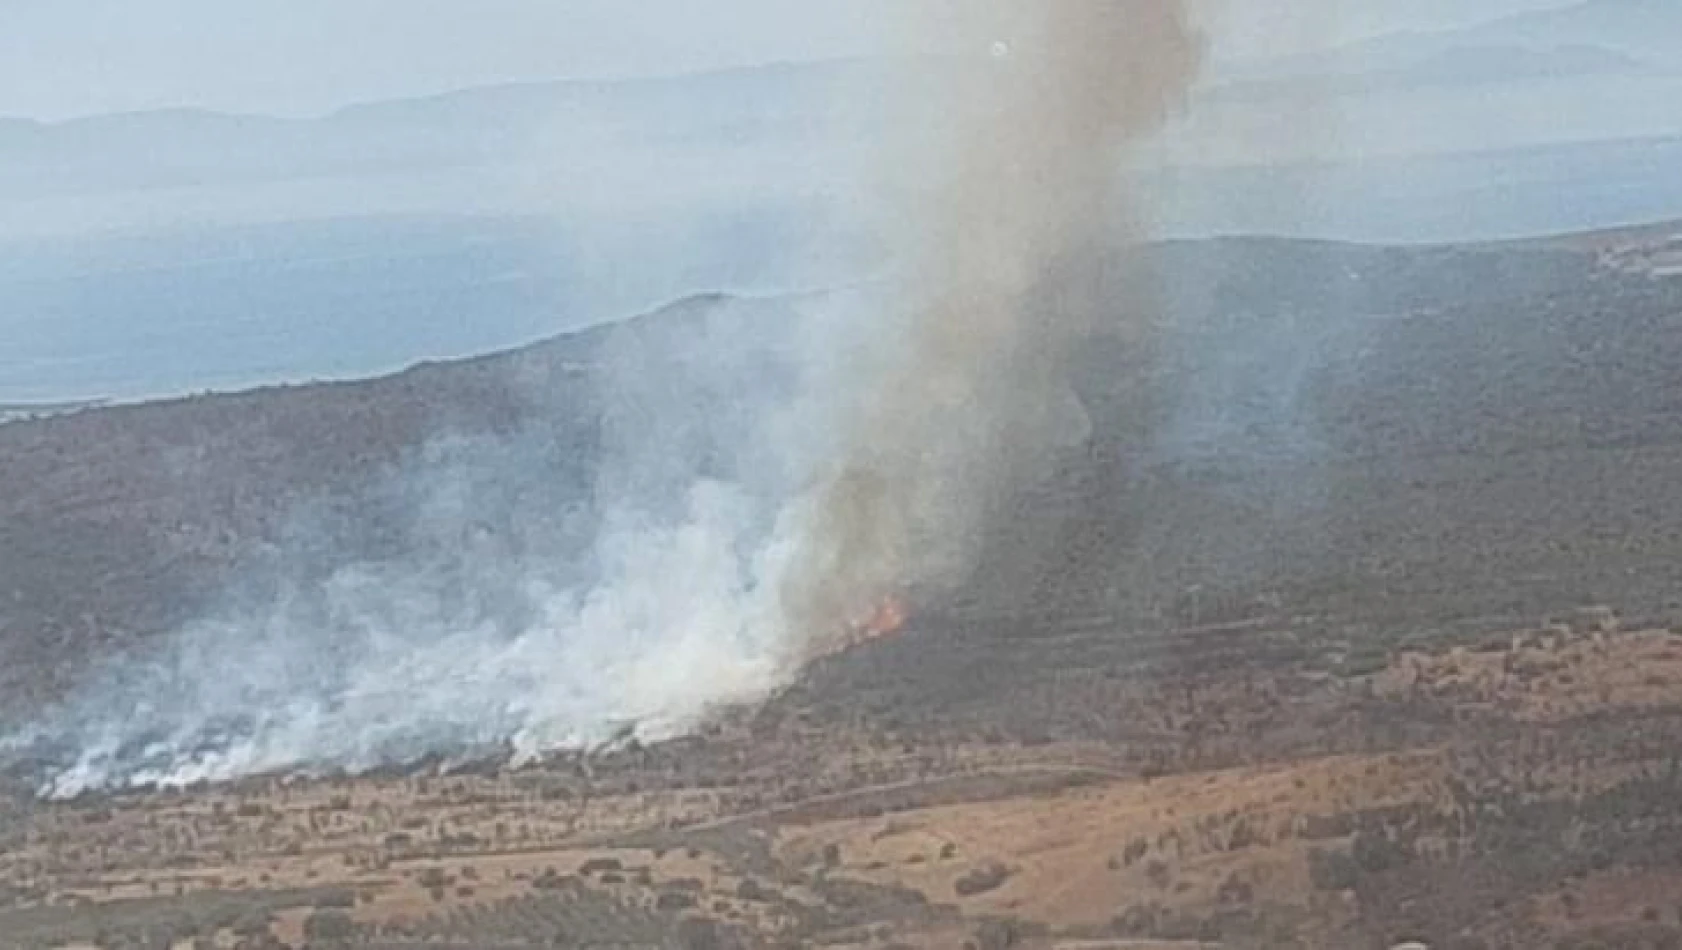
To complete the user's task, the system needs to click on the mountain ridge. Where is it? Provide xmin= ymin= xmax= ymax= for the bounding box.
xmin=1237 ymin=0 xmax=1682 ymax=80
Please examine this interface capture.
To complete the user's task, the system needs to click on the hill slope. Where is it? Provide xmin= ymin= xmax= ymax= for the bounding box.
xmin=6 ymin=228 xmax=1682 ymax=715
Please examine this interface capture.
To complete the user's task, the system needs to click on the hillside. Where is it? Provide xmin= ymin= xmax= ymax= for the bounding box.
xmin=6 ymin=227 xmax=1682 ymax=712
xmin=0 ymin=291 xmax=788 ymax=710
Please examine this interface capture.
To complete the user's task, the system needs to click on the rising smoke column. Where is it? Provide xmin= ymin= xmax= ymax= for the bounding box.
xmin=781 ymin=1 xmax=1204 ymax=650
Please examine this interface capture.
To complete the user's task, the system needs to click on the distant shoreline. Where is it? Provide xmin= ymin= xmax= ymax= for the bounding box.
xmin=0 ymin=399 xmax=109 ymax=424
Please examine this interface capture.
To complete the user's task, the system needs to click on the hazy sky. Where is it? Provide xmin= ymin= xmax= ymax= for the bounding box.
xmin=0 ymin=0 xmax=1576 ymax=120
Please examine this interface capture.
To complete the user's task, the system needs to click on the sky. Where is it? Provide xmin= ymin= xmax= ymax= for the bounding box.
xmin=0 ymin=0 xmax=1577 ymax=121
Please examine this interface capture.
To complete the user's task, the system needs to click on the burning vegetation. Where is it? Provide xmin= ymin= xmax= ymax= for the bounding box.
xmin=848 ymin=594 xmax=911 ymax=649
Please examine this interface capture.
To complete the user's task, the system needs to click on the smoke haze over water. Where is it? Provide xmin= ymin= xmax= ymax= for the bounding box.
xmin=10 ymin=1 xmax=1202 ymax=796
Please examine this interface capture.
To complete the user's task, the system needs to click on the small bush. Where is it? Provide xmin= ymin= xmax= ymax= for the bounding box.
xmin=313 ymin=888 xmax=356 ymax=909
xmin=1352 ymin=829 xmax=1412 ymax=874
xmin=656 ymin=891 xmax=697 ymax=911
xmin=303 ymin=909 xmax=355 ymax=942
xmin=580 ymin=857 xmax=624 ymax=875
xmin=975 ymin=917 xmax=1031 ymax=950
xmin=532 ymin=868 xmax=571 ymax=890
xmin=1113 ymin=904 xmax=1160 ymax=937
xmin=230 ymin=910 xmax=273 ymax=938
xmin=1217 ymin=874 xmax=1255 ymax=905
xmin=677 ymin=917 xmax=724 ymax=950
xmin=1307 ymin=848 xmax=1359 ymax=892
xmin=1228 ymin=818 xmax=1264 ymax=850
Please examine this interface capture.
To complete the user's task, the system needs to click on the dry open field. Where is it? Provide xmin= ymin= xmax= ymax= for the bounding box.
xmin=6 ymin=611 xmax=1682 ymax=949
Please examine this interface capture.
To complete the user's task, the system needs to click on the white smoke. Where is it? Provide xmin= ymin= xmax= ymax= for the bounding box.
xmin=41 ymin=485 xmax=787 ymax=794
xmin=20 ymin=289 xmax=872 ymax=796
xmin=12 ymin=1 xmax=1203 ymax=796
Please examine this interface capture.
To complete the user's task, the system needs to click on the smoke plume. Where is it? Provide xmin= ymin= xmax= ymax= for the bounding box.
xmin=780 ymin=1 xmax=1203 ymax=647
xmin=8 ymin=1 xmax=1202 ymax=795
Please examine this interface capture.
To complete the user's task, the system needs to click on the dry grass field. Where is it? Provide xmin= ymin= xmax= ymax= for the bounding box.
xmin=7 ymin=615 xmax=1682 ymax=949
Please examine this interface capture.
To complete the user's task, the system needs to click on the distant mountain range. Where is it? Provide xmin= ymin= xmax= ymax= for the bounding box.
xmin=1457 ymin=0 xmax=1682 ymax=61
xmin=1238 ymin=0 xmax=1682 ymax=82
xmin=1218 ymin=43 xmax=1645 ymax=101
xmin=0 ymin=59 xmax=889 ymax=198
xmin=1393 ymin=43 xmax=1643 ymax=85
xmin=5 ymin=0 xmax=1680 ymax=208
xmin=0 ymin=0 xmax=1678 ymax=279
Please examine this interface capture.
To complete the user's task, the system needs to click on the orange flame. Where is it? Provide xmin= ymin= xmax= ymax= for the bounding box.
xmin=862 ymin=596 xmax=908 ymax=640
xmin=806 ymin=596 xmax=911 ymax=663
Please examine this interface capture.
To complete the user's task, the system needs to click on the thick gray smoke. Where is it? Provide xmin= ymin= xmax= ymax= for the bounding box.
xmin=11 ymin=1 xmax=1202 ymax=795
